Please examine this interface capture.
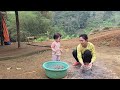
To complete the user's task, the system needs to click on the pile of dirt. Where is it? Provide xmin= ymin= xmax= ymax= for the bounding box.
xmin=89 ymin=29 xmax=120 ymax=47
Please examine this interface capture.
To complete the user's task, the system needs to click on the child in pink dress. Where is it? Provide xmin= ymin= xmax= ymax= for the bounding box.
xmin=51 ymin=33 xmax=62 ymax=61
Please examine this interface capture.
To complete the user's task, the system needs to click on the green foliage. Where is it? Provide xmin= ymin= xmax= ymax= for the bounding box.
xmin=84 ymin=28 xmax=93 ymax=34
xmin=6 ymin=11 xmax=120 ymax=42
xmin=6 ymin=12 xmax=17 ymax=41
xmin=103 ymin=11 xmax=113 ymax=21
xmin=6 ymin=11 xmax=53 ymax=41
xmin=34 ymin=36 xmax=49 ymax=42
xmin=53 ymin=11 xmax=120 ymax=36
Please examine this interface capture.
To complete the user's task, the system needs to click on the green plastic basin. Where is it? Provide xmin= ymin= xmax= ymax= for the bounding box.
xmin=42 ymin=61 xmax=69 ymax=79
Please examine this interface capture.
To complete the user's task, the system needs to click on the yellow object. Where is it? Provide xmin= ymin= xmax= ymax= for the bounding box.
xmin=65 ymin=48 xmax=69 ymax=52
xmin=77 ymin=42 xmax=96 ymax=64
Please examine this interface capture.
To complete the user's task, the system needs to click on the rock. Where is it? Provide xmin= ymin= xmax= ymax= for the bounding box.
xmin=7 ymin=67 xmax=12 ymax=70
xmin=16 ymin=68 xmax=21 ymax=70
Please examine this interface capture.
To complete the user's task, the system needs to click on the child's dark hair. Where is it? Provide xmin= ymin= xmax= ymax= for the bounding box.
xmin=79 ymin=34 xmax=88 ymax=40
xmin=53 ymin=33 xmax=62 ymax=39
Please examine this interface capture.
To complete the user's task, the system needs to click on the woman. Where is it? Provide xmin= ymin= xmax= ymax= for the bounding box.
xmin=72 ymin=34 xmax=96 ymax=69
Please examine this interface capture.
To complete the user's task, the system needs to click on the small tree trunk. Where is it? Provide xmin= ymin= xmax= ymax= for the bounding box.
xmin=0 ymin=11 xmax=4 ymax=46
xmin=15 ymin=11 xmax=20 ymax=48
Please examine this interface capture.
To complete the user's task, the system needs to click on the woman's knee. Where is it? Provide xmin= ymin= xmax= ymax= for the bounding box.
xmin=84 ymin=50 xmax=92 ymax=56
xmin=72 ymin=49 xmax=77 ymax=55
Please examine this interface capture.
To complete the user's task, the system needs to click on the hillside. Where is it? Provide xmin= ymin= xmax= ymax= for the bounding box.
xmin=89 ymin=28 xmax=120 ymax=47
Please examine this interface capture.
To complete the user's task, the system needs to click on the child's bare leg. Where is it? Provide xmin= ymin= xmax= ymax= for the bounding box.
xmin=56 ymin=55 xmax=60 ymax=61
xmin=52 ymin=55 xmax=57 ymax=61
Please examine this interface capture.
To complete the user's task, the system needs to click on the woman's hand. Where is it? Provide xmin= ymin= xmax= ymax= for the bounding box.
xmin=80 ymin=62 xmax=92 ymax=70
xmin=80 ymin=63 xmax=85 ymax=68
xmin=87 ymin=62 xmax=92 ymax=70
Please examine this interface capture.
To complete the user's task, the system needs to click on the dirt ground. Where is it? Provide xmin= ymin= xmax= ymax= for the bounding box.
xmin=0 ymin=29 xmax=120 ymax=79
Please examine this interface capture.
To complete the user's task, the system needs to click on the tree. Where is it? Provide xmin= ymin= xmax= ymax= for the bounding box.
xmin=103 ymin=11 xmax=113 ymax=21
xmin=0 ymin=11 xmax=4 ymax=45
xmin=15 ymin=11 xmax=20 ymax=48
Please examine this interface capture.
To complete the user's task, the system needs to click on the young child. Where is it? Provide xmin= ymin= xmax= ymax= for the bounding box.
xmin=51 ymin=33 xmax=62 ymax=61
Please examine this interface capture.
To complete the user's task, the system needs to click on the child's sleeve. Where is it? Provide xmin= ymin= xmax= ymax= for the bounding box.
xmin=51 ymin=42 xmax=56 ymax=52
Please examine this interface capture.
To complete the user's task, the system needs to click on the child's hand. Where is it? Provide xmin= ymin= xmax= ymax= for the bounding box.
xmin=60 ymin=48 xmax=63 ymax=53
xmin=56 ymin=49 xmax=63 ymax=53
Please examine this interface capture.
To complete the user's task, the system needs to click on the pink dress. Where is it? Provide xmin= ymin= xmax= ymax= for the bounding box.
xmin=51 ymin=41 xmax=61 ymax=61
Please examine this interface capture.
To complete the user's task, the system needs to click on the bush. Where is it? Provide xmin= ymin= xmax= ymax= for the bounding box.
xmin=35 ymin=36 xmax=49 ymax=42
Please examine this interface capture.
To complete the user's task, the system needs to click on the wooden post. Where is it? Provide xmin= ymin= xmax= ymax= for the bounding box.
xmin=0 ymin=11 xmax=4 ymax=46
xmin=15 ymin=11 xmax=20 ymax=48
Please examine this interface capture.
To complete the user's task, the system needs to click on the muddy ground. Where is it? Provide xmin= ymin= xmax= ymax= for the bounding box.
xmin=0 ymin=29 xmax=120 ymax=79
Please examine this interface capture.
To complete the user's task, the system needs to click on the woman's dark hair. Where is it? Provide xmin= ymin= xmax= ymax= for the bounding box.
xmin=79 ymin=34 xmax=88 ymax=40
xmin=53 ymin=33 xmax=62 ymax=39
